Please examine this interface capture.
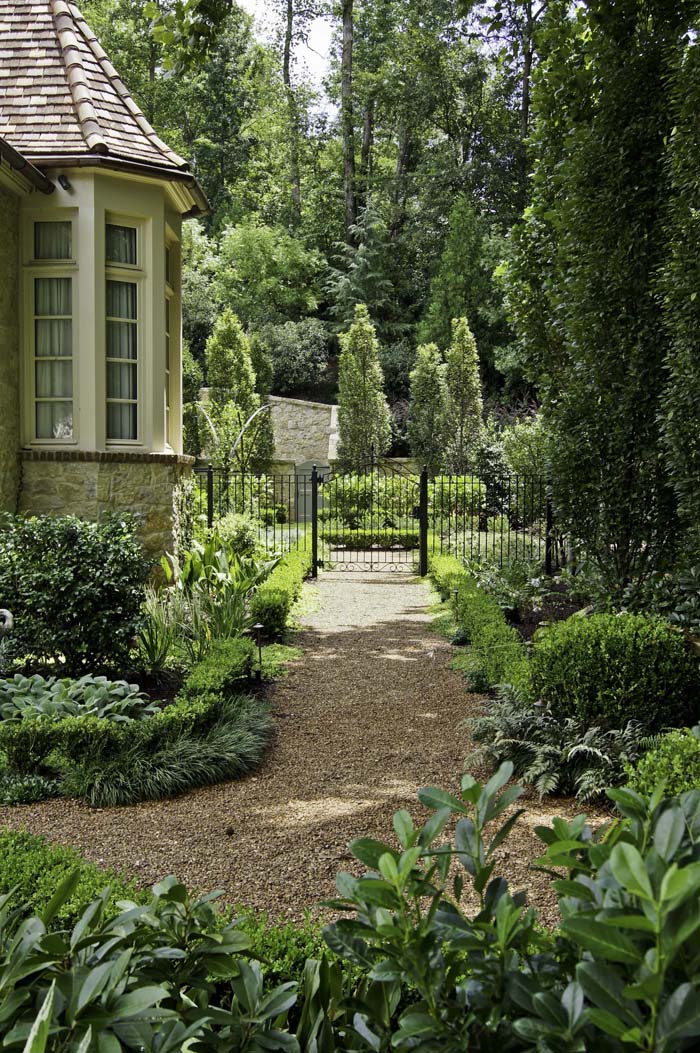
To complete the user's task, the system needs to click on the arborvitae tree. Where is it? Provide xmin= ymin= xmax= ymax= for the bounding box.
xmin=408 ymin=343 xmax=448 ymax=476
xmin=506 ymin=0 xmax=687 ymax=590
xmin=204 ymin=309 xmax=273 ymax=473
xmin=444 ymin=317 xmax=483 ymax=474
xmin=660 ymin=38 xmax=700 ymax=555
xmin=205 ymin=308 xmax=256 ymax=411
xmin=248 ymin=332 xmax=274 ymax=398
xmin=337 ymin=303 xmax=392 ymax=469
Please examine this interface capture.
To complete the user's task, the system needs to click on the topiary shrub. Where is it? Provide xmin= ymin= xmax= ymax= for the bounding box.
xmin=625 ymin=727 xmax=700 ymax=797
xmin=0 ymin=513 xmax=148 ymax=674
xmin=530 ymin=612 xmax=700 ymax=730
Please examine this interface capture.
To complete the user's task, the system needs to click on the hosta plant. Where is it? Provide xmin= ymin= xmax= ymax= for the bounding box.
xmin=0 ymin=674 xmax=158 ymax=723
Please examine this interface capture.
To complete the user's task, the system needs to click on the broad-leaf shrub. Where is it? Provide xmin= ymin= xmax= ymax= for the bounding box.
xmin=0 ymin=514 xmax=148 ymax=673
xmin=625 ymin=726 xmax=700 ymax=798
xmin=430 ymin=554 xmax=530 ymax=691
xmin=7 ymin=770 xmax=700 ymax=1049
xmin=322 ymin=768 xmax=700 ymax=1052
xmin=530 ymin=612 xmax=700 ymax=730
xmin=0 ymin=872 xmax=296 ymax=1052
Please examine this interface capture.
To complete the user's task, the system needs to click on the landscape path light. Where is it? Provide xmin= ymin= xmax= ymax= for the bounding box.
xmin=253 ymin=623 xmax=264 ymax=682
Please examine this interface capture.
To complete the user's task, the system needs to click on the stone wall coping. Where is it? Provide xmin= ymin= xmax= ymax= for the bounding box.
xmin=267 ymin=395 xmax=338 ymax=412
xmin=21 ymin=449 xmax=195 ymax=467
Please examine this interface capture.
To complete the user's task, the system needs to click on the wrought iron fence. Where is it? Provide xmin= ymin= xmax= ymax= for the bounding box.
xmin=193 ymin=464 xmax=557 ymax=575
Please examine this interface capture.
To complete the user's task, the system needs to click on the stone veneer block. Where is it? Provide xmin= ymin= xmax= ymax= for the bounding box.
xmin=0 ymin=184 xmax=20 ymax=513
xmin=19 ymin=451 xmax=194 ymax=559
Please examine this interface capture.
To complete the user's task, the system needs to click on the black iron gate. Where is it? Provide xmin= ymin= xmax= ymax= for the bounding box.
xmin=311 ymin=462 xmax=428 ymax=576
xmin=194 ymin=464 xmax=555 ymax=578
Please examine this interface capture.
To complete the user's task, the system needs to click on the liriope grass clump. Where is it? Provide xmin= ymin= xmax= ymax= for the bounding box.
xmin=63 ymin=694 xmax=272 ymax=807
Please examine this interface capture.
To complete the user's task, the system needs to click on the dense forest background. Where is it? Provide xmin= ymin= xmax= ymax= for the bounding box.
xmin=82 ymin=0 xmax=536 ymax=450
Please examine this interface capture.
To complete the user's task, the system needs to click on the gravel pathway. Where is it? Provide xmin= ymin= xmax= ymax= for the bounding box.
xmin=0 ymin=570 xmax=605 ymax=922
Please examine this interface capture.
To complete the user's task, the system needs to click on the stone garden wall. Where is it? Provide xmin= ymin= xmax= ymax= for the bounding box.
xmin=20 ymin=451 xmax=194 ymax=558
xmin=268 ymin=396 xmax=338 ymax=468
xmin=0 ymin=185 xmax=20 ymax=513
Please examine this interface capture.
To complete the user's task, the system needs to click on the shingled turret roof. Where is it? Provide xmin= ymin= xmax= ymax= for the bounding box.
xmin=0 ymin=0 xmax=202 ymax=195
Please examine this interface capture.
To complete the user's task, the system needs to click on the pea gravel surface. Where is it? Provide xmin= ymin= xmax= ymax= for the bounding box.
xmin=0 ymin=569 xmax=607 ymax=923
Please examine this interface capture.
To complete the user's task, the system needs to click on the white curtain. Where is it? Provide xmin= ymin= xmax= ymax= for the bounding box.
xmin=107 ymin=404 xmax=136 ymax=440
xmin=106 ymin=224 xmax=136 ymax=265
xmin=34 ymin=221 xmax=71 ymax=260
xmin=34 ymin=277 xmax=73 ymax=440
xmin=106 ymin=279 xmax=137 ymax=440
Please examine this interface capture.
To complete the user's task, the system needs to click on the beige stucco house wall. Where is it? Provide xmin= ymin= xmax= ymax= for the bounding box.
xmin=0 ymin=0 xmax=208 ymax=556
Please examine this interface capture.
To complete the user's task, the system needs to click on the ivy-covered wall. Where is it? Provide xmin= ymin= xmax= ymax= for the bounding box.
xmin=0 ymin=183 xmax=20 ymax=512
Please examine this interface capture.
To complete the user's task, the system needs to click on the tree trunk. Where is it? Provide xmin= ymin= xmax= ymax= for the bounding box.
xmin=283 ymin=0 xmax=302 ymax=225
xmin=357 ymin=94 xmax=375 ymax=213
xmin=341 ymin=0 xmax=357 ymax=240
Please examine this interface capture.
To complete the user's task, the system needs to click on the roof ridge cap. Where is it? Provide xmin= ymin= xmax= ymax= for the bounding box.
xmin=67 ymin=0 xmax=189 ymax=171
xmin=50 ymin=0 xmax=108 ymax=155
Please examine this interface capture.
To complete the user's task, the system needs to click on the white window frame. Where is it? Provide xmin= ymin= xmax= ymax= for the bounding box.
xmin=22 ymin=212 xmax=79 ymax=446
xmin=164 ymin=237 xmax=176 ymax=450
xmin=105 ymin=215 xmax=144 ymax=446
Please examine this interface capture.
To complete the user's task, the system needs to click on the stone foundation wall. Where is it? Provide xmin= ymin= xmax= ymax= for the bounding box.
xmin=268 ymin=396 xmax=338 ymax=466
xmin=0 ymin=185 xmax=20 ymax=513
xmin=19 ymin=451 xmax=194 ymax=559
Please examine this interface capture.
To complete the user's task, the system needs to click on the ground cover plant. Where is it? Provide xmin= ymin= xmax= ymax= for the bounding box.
xmin=470 ymin=686 xmax=650 ymax=801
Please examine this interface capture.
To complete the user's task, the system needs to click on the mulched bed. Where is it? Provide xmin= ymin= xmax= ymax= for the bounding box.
xmin=508 ymin=580 xmax=587 ymax=642
xmin=0 ymin=571 xmax=607 ymax=925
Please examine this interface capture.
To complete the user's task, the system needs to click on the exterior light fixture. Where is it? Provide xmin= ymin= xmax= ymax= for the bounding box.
xmin=57 ymin=174 xmax=72 ymax=191
xmin=253 ymin=622 xmax=264 ymax=682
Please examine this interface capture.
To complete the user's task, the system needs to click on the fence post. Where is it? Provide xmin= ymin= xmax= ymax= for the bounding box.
xmin=419 ymin=464 xmax=429 ymax=577
xmin=206 ymin=464 xmax=214 ymax=530
xmin=545 ymin=490 xmax=554 ymax=576
xmin=311 ymin=464 xmax=318 ymax=579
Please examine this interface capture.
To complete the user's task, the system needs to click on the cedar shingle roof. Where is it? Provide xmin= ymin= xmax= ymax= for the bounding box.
xmin=0 ymin=0 xmax=189 ymax=174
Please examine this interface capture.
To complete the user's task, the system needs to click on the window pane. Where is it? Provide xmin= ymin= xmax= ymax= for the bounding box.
xmin=36 ymin=402 xmax=73 ymax=440
xmin=107 ymin=402 xmax=137 ymax=441
xmin=107 ymin=362 xmax=137 ymax=400
xmin=106 ymin=224 xmax=137 ymax=265
xmin=35 ymin=319 xmax=72 ymax=357
xmin=36 ymin=360 xmax=72 ymax=398
xmin=106 ymin=280 xmax=136 ymax=320
xmin=106 ymin=320 xmax=137 ymax=360
xmin=34 ymin=221 xmax=72 ymax=260
xmin=35 ymin=277 xmax=71 ymax=316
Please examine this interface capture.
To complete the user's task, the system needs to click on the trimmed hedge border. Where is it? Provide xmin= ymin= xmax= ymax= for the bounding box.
xmin=321 ymin=527 xmax=420 ymax=550
xmin=250 ymin=542 xmax=313 ymax=637
xmin=430 ymin=554 xmax=530 ymax=692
